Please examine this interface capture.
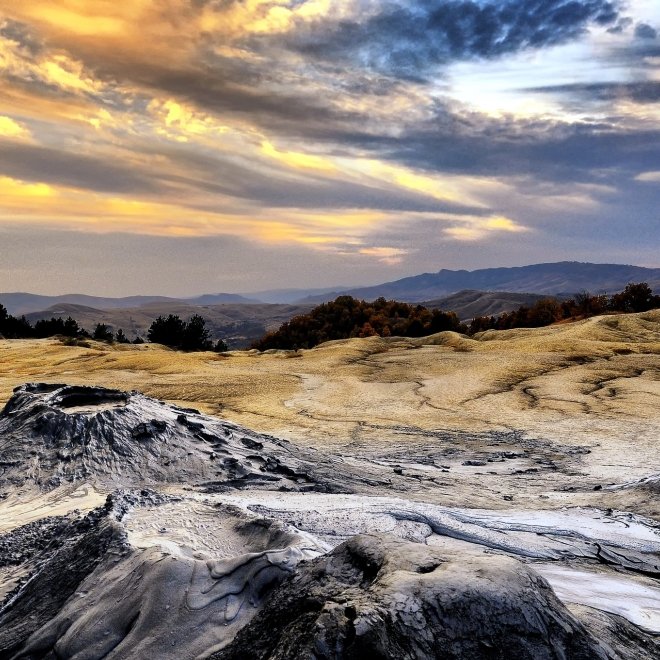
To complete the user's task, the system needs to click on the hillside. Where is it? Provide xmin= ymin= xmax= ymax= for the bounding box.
xmin=422 ymin=290 xmax=553 ymax=320
xmin=25 ymin=302 xmax=313 ymax=348
xmin=0 ymin=292 xmax=259 ymax=316
xmin=300 ymin=262 xmax=660 ymax=303
xmin=1 ymin=312 xmax=659 ymax=657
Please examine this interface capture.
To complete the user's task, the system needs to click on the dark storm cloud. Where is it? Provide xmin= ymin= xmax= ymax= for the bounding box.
xmin=0 ymin=141 xmax=161 ymax=194
xmin=284 ymin=0 xmax=621 ymax=78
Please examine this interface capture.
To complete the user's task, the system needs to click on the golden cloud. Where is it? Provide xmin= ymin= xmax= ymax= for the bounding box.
xmin=444 ymin=215 xmax=528 ymax=241
xmin=0 ymin=115 xmax=30 ymax=139
xmin=358 ymin=246 xmax=408 ymax=265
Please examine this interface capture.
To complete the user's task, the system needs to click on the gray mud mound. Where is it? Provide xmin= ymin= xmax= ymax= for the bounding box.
xmin=0 ymin=491 xmax=320 ymax=660
xmin=0 ymin=494 xmax=128 ymax=658
xmin=211 ymin=534 xmax=611 ymax=660
xmin=0 ymin=383 xmax=372 ymax=492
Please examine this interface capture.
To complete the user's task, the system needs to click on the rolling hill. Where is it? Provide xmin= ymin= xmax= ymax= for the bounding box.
xmin=0 ymin=292 xmax=259 ymax=316
xmin=422 ymin=290 xmax=555 ymax=320
xmin=25 ymin=302 xmax=313 ymax=349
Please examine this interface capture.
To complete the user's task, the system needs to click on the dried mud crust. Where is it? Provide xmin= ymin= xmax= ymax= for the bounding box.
xmin=0 ymin=493 xmax=130 ymax=657
xmin=0 ymin=375 xmax=659 ymax=658
xmin=211 ymin=534 xmax=612 ymax=660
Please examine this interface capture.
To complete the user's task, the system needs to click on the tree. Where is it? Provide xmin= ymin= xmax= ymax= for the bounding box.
xmin=525 ymin=299 xmax=562 ymax=327
xmin=93 ymin=323 xmax=114 ymax=342
xmin=0 ymin=306 xmax=33 ymax=339
xmin=610 ymin=282 xmax=659 ymax=313
xmin=63 ymin=317 xmax=81 ymax=337
xmin=180 ymin=314 xmax=212 ymax=351
xmin=32 ymin=316 xmax=82 ymax=339
xmin=148 ymin=314 xmax=185 ymax=347
xmin=115 ymin=328 xmax=130 ymax=344
xmin=214 ymin=339 xmax=228 ymax=352
xmin=147 ymin=314 xmax=216 ymax=351
xmin=251 ymin=296 xmax=467 ymax=350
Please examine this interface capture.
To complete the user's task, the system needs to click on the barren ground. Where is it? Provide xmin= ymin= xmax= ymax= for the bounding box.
xmin=1 ymin=310 xmax=658 ymax=515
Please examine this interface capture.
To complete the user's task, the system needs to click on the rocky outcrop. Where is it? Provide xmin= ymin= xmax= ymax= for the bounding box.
xmin=212 ymin=534 xmax=611 ymax=660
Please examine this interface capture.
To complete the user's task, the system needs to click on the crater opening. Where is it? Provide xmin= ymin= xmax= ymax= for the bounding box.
xmin=54 ymin=387 xmax=129 ymax=414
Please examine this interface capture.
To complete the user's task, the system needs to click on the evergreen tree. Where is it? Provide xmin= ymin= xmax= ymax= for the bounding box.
xmin=93 ymin=323 xmax=114 ymax=342
xmin=148 ymin=314 xmax=185 ymax=346
xmin=147 ymin=314 xmax=215 ymax=351
xmin=180 ymin=314 xmax=212 ymax=351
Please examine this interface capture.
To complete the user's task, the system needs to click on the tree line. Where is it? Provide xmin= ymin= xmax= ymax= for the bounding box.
xmin=2 ymin=282 xmax=657 ymax=352
xmin=252 ymin=283 xmax=660 ymax=351
xmin=467 ymin=282 xmax=660 ymax=333
xmin=0 ymin=306 xmax=227 ymax=352
xmin=252 ymin=295 xmax=464 ymax=350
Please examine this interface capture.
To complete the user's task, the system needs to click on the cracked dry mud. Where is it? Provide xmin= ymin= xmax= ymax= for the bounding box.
xmin=0 ymin=309 xmax=659 ymax=658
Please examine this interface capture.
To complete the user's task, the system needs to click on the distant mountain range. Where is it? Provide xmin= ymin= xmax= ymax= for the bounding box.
xmin=2 ymin=263 xmax=659 ymax=324
xmin=241 ymin=287 xmax=346 ymax=304
xmin=297 ymin=262 xmax=660 ymax=304
xmin=0 ymin=292 xmax=259 ymax=316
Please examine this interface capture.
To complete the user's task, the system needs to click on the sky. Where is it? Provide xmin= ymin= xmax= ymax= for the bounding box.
xmin=0 ymin=0 xmax=658 ymax=296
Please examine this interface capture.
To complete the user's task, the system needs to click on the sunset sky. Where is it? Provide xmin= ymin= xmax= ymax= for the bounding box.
xmin=0 ymin=0 xmax=658 ymax=295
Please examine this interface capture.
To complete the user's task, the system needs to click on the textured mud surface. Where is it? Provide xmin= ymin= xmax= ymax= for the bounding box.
xmin=0 ymin=380 xmax=658 ymax=659
xmin=1 ymin=310 xmax=658 ymax=519
xmin=0 ymin=383 xmax=391 ymax=496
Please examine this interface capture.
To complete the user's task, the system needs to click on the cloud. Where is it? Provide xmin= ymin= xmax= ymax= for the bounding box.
xmin=0 ymin=115 xmax=30 ymax=138
xmin=0 ymin=140 xmax=162 ymax=194
xmin=634 ymin=22 xmax=658 ymax=40
xmin=635 ymin=171 xmax=660 ymax=183
xmin=284 ymin=0 xmax=621 ymax=79
xmin=528 ymin=81 xmax=660 ymax=104
xmin=444 ymin=215 xmax=529 ymax=241
xmin=0 ymin=0 xmax=658 ymax=295
xmin=358 ymin=246 xmax=409 ymax=265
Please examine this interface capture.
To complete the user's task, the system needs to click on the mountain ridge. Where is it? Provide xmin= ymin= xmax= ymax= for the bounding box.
xmin=3 ymin=262 xmax=660 ymax=314
xmin=0 ymin=292 xmax=261 ymax=316
xmin=297 ymin=261 xmax=660 ymax=303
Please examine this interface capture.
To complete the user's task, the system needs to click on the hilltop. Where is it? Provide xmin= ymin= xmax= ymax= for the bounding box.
xmin=421 ymin=289 xmax=553 ymax=320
